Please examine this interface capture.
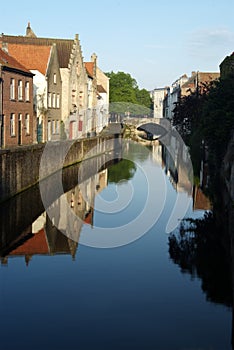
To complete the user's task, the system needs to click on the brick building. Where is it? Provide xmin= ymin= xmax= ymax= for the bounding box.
xmin=163 ymin=71 xmax=220 ymax=119
xmin=0 ymin=28 xmax=62 ymax=142
xmin=0 ymin=48 xmax=34 ymax=148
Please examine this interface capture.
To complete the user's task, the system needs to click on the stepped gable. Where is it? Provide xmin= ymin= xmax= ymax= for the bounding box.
xmin=0 ymin=34 xmax=74 ymax=69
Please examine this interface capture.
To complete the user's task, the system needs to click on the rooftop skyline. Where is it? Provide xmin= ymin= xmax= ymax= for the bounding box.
xmin=1 ymin=0 xmax=234 ymax=89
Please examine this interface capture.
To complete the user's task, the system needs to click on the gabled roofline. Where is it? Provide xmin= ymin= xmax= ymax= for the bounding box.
xmin=2 ymin=65 xmax=34 ymax=77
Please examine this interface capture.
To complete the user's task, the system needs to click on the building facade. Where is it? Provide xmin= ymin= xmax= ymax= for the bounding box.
xmin=0 ymin=30 xmax=63 ymax=142
xmin=0 ymin=24 xmax=109 ymax=142
xmin=164 ymin=72 xmax=219 ymax=120
xmin=152 ymin=87 xmax=168 ymax=118
xmin=0 ymin=48 xmax=34 ymax=148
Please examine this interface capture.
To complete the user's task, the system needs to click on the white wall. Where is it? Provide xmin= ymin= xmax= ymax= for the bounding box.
xmin=153 ymin=88 xmax=165 ymax=118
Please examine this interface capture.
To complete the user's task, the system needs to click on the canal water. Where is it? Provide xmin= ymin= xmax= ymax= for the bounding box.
xmin=0 ymin=140 xmax=232 ymax=350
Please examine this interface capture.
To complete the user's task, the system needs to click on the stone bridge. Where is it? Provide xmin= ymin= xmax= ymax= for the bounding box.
xmin=122 ymin=117 xmax=172 ymax=140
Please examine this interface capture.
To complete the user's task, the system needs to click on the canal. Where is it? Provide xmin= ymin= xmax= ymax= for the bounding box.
xmin=0 ymin=139 xmax=232 ymax=350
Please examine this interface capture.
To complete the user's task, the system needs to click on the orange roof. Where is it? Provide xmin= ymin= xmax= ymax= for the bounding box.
xmin=5 ymin=43 xmax=52 ymax=75
xmin=1 ymin=34 xmax=74 ymax=68
xmin=0 ymin=48 xmax=32 ymax=74
xmin=85 ymin=62 xmax=94 ymax=78
xmin=9 ymin=229 xmax=49 ymax=256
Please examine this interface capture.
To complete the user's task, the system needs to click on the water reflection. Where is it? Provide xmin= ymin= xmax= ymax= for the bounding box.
xmin=0 ymin=140 xmax=232 ymax=349
xmin=168 ymin=212 xmax=232 ymax=307
xmin=0 ymin=149 xmax=116 ymax=263
xmin=1 ymin=140 xmax=210 ymax=263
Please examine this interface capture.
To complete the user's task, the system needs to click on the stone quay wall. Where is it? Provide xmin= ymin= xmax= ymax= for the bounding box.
xmin=0 ymin=135 xmax=120 ymax=203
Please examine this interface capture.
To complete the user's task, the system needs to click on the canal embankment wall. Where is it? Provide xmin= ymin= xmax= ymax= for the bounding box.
xmin=0 ymin=134 xmax=120 ymax=203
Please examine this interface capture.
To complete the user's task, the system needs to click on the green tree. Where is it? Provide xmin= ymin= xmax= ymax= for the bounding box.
xmin=135 ymin=88 xmax=153 ymax=110
xmin=105 ymin=71 xmax=152 ymax=116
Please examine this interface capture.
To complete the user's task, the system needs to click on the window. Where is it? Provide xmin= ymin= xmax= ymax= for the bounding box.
xmin=56 ymin=94 xmax=60 ymax=108
xmin=10 ymin=78 xmax=15 ymax=99
xmin=52 ymin=93 xmax=56 ymax=108
xmin=25 ymin=114 xmax=30 ymax=134
xmin=48 ymin=93 xmax=52 ymax=108
xmin=18 ymin=80 xmax=23 ymax=100
xmin=53 ymin=73 xmax=57 ymax=84
xmin=56 ymin=120 xmax=60 ymax=134
xmin=52 ymin=120 xmax=56 ymax=134
xmin=10 ymin=114 xmax=15 ymax=136
xmin=25 ymin=82 xmax=30 ymax=101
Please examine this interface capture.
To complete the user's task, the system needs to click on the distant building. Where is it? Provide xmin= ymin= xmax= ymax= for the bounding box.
xmin=220 ymin=52 xmax=234 ymax=79
xmin=0 ymin=48 xmax=35 ymax=148
xmin=96 ymin=67 xmax=109 ymax=133
xmin=152 ymin=87 xmax=168 ymax=118
xmin=181 ymin=71 xmax=220 ymax=95
xmin=85 ymin=56 xmax=98 ymax=136
xmin=165 ymin=74 xmax=188 ymax=119
xmin=164 ymin=72 xmax=219 ymax=119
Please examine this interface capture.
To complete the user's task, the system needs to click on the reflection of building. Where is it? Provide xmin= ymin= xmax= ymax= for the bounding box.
xmin=1 ymin=212 xmax=78 ymax=266
xmin=151 ymin=137 xmax=192 ymax=196
xmin=43 ymin=169 xmax=108 ymax=244
xmin=1 ymin=167 xmax=108 ymax=265
xmin=193 ymin=186 xmax=211 ymax=211
xmin=151 ymin=138 xmax=211 ymax=211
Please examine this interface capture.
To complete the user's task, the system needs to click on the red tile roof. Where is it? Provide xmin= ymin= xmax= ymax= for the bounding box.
xmin=85 ymin=62 xmax=94 ymax=78
xmin=0 ymin=48 xmax=32 ymax=74
xmin=0 ymin=35 xmax=74 ymax=68
xmin=9 ymin=229 xmax=49 ymax=256
xmin=3 ymin=44 xmax=52 ymax=75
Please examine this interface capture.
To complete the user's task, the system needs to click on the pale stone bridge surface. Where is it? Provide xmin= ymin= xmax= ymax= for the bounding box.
xmin=122 ymin=117 xmax=172 ymax=138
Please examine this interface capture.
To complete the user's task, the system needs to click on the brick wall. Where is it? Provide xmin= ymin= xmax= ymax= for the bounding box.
xmin=0 ymin=135 xmax=121 ymax=203
xmin=2 ymin=69 xmax=35 ymax=147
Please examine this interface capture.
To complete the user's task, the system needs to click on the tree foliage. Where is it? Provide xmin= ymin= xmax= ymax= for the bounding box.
xmin=172 ymin=76 xmax=234 ymax=199
xmin=105 ymin=71 xmax=152 ymax=116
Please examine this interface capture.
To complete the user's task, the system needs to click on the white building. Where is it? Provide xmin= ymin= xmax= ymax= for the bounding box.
xmin=152 ymin=87 xmax=167 ymax=118
xmin=166 ymin=74 xmax=188 ymax=119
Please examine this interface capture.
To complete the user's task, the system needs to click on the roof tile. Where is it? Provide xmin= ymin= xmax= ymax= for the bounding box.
xmin=0 ymin=48 xmax=32 ymax=74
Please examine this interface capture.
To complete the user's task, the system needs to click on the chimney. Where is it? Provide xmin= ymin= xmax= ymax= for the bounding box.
xmin=26 ymin=22 xmax=37 ymax=38
xmin=91 ymin=53 xmax=97 ymax=64
xmin=91 ymin=53 xmax=97 ymax=78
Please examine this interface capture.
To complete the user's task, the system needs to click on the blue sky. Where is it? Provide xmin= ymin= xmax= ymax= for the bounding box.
xmin=1 ymin=0 xmax=234 ymax=89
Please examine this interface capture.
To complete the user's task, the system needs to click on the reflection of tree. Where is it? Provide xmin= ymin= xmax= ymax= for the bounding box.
xmin=108 ymin=159 xmax=136 ymax=183
xmin=168 ymin=212 xmax=232 ymax=307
